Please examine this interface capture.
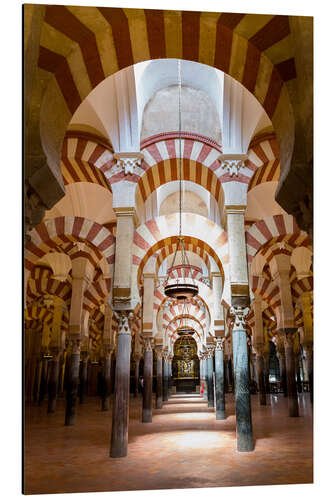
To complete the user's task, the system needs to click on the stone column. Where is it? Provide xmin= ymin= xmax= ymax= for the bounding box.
xmin=162 ymin=350 xmax=169 ymax=401
xmin=270 ymin=251 xmax=299 ymax=417
xmin=231 ymin=306 xmax=254 ymax=452
xmin=283 ymin=329 xmax=299 ymax=417
xmin=299 ymin=291 xmax=313 ymax=404
xmin=79 ymin=349 xmax=89 ymax=404
xmin=101 ymin=345 xmax=113 ymax=411
xmin=168 ymin=355 xmax=173 ymax=395
xmin=276 ymin=333 xmax=288 ymax=396
xmin=110 ymin=311 xmax=133 ymax=458
xmin=142 ymin=337 xmax=153 ymax=423
xmin=202 ymin=351 xmax=208 ymax=400
xmin=133 ymin=353 xmax=141 ymax=398
xmin=254 ymin=344 xmax=266 ymax=405
xmin=263 ymin=351 xmax=270 ymax=395
xmin=303 ymin=342 xmax=313 ymax=404
xmin=38 ymin=354 xmax=49 ymax=405
xmin=224 ymin=355 xmax=230 ymax=393
xmin=65 ymin=253 xmax=93 ymax=425
xmin=47 ymin=346 xmax=62 ymax=413
xmin=101 ymin=302 xmax=115 ymax=409
xmin=214 ymin=338 xmax=226 ymax=419
xmin=206 ymin=345 xmax=215 ymax=408
xmin=155 ymin=346 xmax=163 ymax=409
xmin=65 ymin=336 xmax=81 ymax=426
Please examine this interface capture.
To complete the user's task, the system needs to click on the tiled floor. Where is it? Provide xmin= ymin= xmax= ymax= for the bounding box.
xmin=24 ymin=392 xmax=313 ymax=494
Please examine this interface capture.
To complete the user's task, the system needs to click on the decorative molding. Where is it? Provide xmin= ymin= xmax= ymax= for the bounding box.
xmin=218 ymin=154 xmax=248 ymax=177
xmin=140 ymin=131 xmax=222 ymax=152
xmin=113 ymin=152 xmax=144 ymax=176
xmin=215 ymin=337 xmax=224 ymax=350
xmin=230 ymin=305 xmax=250 ymax=329
xmin=114 ymin=311 xmax=134 ymax=335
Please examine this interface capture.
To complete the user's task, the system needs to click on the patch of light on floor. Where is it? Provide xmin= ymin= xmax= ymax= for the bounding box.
xmin=171 ymin=431 xmax=223 ymax=449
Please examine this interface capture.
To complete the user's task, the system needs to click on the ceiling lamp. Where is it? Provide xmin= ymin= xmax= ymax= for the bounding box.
xmin=164 ymin=60 xmax=198 ymax=300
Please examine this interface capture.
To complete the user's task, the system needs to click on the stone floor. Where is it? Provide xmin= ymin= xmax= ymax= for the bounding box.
xmin=24 ymin=392 xmax=313 ymax=495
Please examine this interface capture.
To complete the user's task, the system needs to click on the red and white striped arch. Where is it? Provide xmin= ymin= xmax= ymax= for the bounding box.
xmin=165 ymin=316 xmax=204 ymax=343
xmin=138 ymin=135 xmax=223 ymax=205
xmin=25 ymin=216 xmax=115 ymax=272
xmin=83 ymin=277 xmax=112 ymax=312
xmin=27 ymin=266 xmax=72 ymax=306
xmin=61 ymin=135 xmax=113 ymax=191
xmin=155 ymin=241 xmax=211 ymax=276
xmin=133 ymin=213 xmax=228 ymax=284
xmin=246 ymin=214 xmax=311 ymax=263
xmin=246 ymin=133 xmax=280 ymax=192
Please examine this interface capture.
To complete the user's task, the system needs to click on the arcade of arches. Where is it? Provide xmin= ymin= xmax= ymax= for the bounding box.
xmin=24 ymin=5 xmax=313 ymax=495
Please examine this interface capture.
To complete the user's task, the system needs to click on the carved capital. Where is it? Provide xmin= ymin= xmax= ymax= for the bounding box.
xmin=230 ymin=305 xmax=249 ymax=329
xmin=68 ymin=335 xmax=81 ymax=355
xmin=206 ymin=345 xmax=215 ymax=358
xmin=114 ymin=311 xmax=134 ymax=336
xmin=281 ymin=328 xmax=297 ymax=349
xmin=215 ymin=337 xmax=224 ymax=351
xmin=155 ymin=346 xmax=163 ymax=360
xmin=218 ymin=154 xmax=248 ymax=177
xmin=143 ymin=336 xmax=153 ymax=352
xmin=102 ymin=344 xmax=113 ymax=359
xmin=113 ymin=152 xmax=144 ymax=176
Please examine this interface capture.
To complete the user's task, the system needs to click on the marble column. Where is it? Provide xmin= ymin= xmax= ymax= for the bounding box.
xmin=101 ymin=345 xmax=113 ymax=411
xmin=38 ymin=355 xmax=48 ymax=405
xmin=155 ymin=347 xmax=163 ymax=409
xmin=263 ymin=352 xmax=270 ymax=395
xmin=231 ymin=306 xmax=254 ymax=452
xmin=202 ymin=353 xmax=208 ymax=400
xmin=254 ymin=344 xmax=266 ymax=405
xmin=303 ymin=342 xmax=313 ymax=404
xmin=79 ymin=350 xmax=89 ymax=404
xmin=65 ymin=336 xmax=81 ymax=426
xmin=224 ymin=356 xmax=229 ymax=393
xmin=162 ymin=351 xmax=169 ymax=401
xmin=110 ymin=312 xmax=133 ymax=458
xmin=133 ymin=353 xmax=141 ymax=398
xmin=142 ymin=337 xmax=153 ymax=423
xmin=206 ymin=346 xmax=215 ymax=408
xmin=215 ymin=338 xmax=226 ymax=419
xmin=47 ymin=346 xmax=62 ymax=413
xmin=168 ymin=355 xmax=173 ymax=395
xmin=283 ymin=329 xmax=299 ymax=417
xmin=276 ymin=334 xmax=288 ymax=397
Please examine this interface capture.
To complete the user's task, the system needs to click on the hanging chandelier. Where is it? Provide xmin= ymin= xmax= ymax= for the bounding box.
xmin=177 ymin=299 xmax=195 ymax=336
xmin=164 ymin=60 xmax=199 ymax=300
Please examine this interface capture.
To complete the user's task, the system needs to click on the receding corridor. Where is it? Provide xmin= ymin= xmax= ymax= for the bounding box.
xmin=24 ymin=393 xmax=313 ymax=495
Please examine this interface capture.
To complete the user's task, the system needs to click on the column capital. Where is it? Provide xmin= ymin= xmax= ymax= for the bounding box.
xmin=215 ymin=337 xmax=224 ymax=350
xmin=102 ymin=344 xmax=114 ymax=358
xmin=113 ymin=152 xmax=144 ymax=176
xmin=143 ymin=336 xmax=153 ymax=352
xmin=230 ymin=305 xmax=249 ymax=329
xmin=206 ymin=345 xmax=215 ymax=358
xmin=218 ymin=154 xmax=248 ymax=178
xmin=114 ymin=311 xmax=134 ymax=335
xmin=154 ymin=345 xmax=164 ymax=360
xmin=280 ymin=328 xmax=298 ymax=348
xmin=68 ymin=335 xmax=81 ymax=355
